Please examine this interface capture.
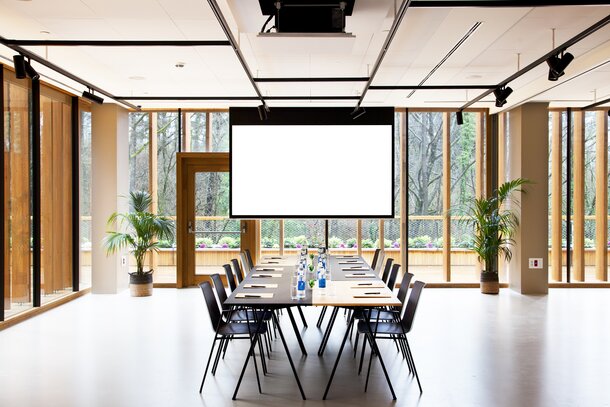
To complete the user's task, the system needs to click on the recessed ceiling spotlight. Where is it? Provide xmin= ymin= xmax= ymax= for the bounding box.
xmin=466 ymin=74 xmax=483 ymax=80
xmin=129 ymin=76 xmax=146 ymax=80
xmin=175 ymin=61 xmax=186 ymax=68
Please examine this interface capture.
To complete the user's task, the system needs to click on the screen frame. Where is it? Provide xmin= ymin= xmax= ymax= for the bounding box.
xmin=229 ymin=106 xmax=395 ymax=219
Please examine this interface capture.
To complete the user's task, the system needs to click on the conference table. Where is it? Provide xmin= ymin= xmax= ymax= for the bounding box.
xmin=224 ymin=254 xmax=401 ymax=400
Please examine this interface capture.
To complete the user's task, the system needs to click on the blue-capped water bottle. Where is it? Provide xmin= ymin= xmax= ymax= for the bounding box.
xmin=297 ymin=263 xmax=306 ymax=299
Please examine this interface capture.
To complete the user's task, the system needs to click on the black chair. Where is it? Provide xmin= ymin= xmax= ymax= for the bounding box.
xmin=386 ymin=263 xmax=401 ymax=291
xmin=241 ymin=251 xmax=253 ymax=272
xmin=380 ymin=258 xmax=394 ymax=284
xmin=370 ymin=248 xmax=381 ymax=270
xmin=223 ymin=264 xmax=238 ymax=292
xmin=231 ymin=258 xmax=245 ymax=283
xmin=244 ymin=249 xmax=254 ymax=270
xmin=357 ymin=280 xmax=426 ymax=393
xmin=198 ymin=281 xmax=267 ymax=394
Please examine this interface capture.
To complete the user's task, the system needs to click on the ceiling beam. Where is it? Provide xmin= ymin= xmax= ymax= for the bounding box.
xmin=354 ymin=0 xmax=413 ymax=111
xmin=254 ymin=77 xmax=369 ymax=82
xmin=459 ymin=13 xmax=610 ymax=111
xmin=115 ymin=95 xmax=360 ymax=101
xmin=582 ymin=96 xmax=610 ymax=110
xmin=370 ymin=85 xmax=495 ymax=90
xmin=0 ymin=35 xmax=138 ymax=110
xmin=0 ymin=39 xmax=231 ymax=47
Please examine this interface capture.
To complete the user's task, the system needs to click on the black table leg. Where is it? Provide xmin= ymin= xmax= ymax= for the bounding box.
xmin=272 ymin=311 xmax=307 ymax=400
xmin=362 ymin=307 xmax=396 ymax=400
xmin=318 ymin=307 xmax=338 ymax=356
xmin=297 ymin=305 xmax=308 ymax=327
xmin=232 ymin=307 xmax=266 ymax=400
xmin=286 ymin=307 xmax=308 ymax=356
xmin=322 ymin=312 xmax=355 ymax=400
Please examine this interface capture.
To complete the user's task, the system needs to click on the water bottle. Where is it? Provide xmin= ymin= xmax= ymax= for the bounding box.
xmin=318 ymin=262 xmax=327 ymax=295
xmin=297 ymin=264 xmax=306 ymax=299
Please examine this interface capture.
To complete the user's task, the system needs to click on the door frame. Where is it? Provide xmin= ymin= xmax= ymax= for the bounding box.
xmin=176 ymin=152 xmax=259 ymax=288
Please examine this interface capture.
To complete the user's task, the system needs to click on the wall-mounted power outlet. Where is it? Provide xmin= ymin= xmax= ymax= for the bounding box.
xmin=121 ymin=255 xmax=127 ymax=267
xmin=528 ymin=258 xmax=543 ymax=269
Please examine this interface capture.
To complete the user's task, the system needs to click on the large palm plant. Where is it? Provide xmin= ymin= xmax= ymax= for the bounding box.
xmin=103 ymin=191 xmax=175 ymax=276
xmin=462 ymin=178 xmax=529 ymax=274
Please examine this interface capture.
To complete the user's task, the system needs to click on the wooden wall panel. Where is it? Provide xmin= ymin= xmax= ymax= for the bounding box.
xmin=62 ymin=103 xmax=73 ymax=289
xmin=595 ymin=111 xmax=608 ymax=281
xmin=40 ymin=97 xmax=54 ymax=294
xmin=572 ymin=111 xmax=585 ymax=281
xmin=9 ymin=83 xmax=30 ymax=302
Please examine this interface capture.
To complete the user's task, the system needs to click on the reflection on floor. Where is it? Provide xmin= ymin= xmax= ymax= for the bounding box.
xmin=1 ymin=288 xmax=609 ymax=406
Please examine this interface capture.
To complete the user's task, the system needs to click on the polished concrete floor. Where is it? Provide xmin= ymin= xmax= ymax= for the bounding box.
xmin=1 ymin=288 xmax=609 ymax=407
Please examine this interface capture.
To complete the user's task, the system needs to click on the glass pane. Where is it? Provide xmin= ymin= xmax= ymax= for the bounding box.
xmin=4 ymin=78 xmax=33 ymax=317
xmin=194 ymin=172 xmax=239 ymax=275
xmin=128 ymin=112 xmax=149 ymax=194
xmin=80 ymin=110 xmax=92 ymax=288
xmin=408 ymin=112 xmax=444 ymax=282
xmin=361 ymin=219 xmax=379 ymax=265
xmin=385 ymin=112 xmax=402 ymax=267
xmin=583 ymin=111 xmax=596 ymax=281
xmin=449 ymin=112 xmax=478 ymax=283
xmin=40 ymin=94 xmax=73 ymax=304
xmin=328 ymin=219 xmax=358 ymax=255
xmin=284 ymin=219 xmax=325 ymax=255
xmin=261 ymin=219 xmax=280 ymax=256
xmin=189 ymin=112 xmax=207 ymax=152
xmin=210 ymin=112 xmax=229 ymax=152
xmin=155 ymin=112 xmax=179 ymax=283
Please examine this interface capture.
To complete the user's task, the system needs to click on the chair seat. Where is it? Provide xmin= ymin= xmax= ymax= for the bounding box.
xmin=223 ymin=309 xmax=272 ymax=322
xmin=357 ymin=320 xmax=405 ymax=336
xmin=353 ymin=308 xmax=399 ymax=321
xmin=218 ymin=321 xmax=268 ymax=336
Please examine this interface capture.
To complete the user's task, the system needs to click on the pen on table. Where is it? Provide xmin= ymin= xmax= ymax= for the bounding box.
xmin=365 ymin=292 xmax=380 ymax=295
xmin=353 ymin=272 xmax=365 ymax=275
xmin=258 ymin=268 xmax=275 ymax=271
xmin=255 ymin=274 xmax=272 ymax=277
xmin=244 ymin=294 xmax=261 ymax=298
xmin=250 ymin=285 xmax=266 ymax=288
xmin=358 ymin=283 xmax=373 ymax=286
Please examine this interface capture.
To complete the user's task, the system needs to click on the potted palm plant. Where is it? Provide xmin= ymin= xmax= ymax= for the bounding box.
xmin=103 ymin=191 xmax=175 ymax=297
xmin=461 ymin=178 xmax=529 ymax=294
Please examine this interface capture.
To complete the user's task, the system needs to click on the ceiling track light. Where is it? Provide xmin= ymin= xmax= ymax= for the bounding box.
xmin=456 ymin=110 xmax=464 ymax=126
xmin=82 ymin=89 xmax=104 ymax=104
xmin=12 ymin=54 xmax=39 ymax=80
xmin=350 ymin=105 xmax=366 ymax=120
xmin=546 ymin=50 xmax=574 ymax=81
xmin=493 ymin=85 xmax=513 ymax=108
xmin=257 ymin=103 xmax=270 ymax=121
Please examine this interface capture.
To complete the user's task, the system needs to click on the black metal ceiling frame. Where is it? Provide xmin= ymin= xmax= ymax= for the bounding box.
xmin=459 ymin=14 xmax=610 ymax=111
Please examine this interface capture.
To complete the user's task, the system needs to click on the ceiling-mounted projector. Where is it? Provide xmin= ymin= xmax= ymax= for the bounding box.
xmin=258 ymin=0 xmax=355 ymax=35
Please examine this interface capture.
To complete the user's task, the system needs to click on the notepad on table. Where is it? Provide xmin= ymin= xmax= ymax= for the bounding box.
xmin=341 ymin=267 xmax=369 ymax=271
xmin=350 ymin=283 xmax=386 ymax=288
xmin=236 ymin=293 xmax=274 ymax=299
xmin=255 ymin=267 xmax=284 ymax=271
xmin=244 ymin=283 xmax=278 ymax=289
xmin=338 ymin=261 xmax=364 ymax=265
xmin=251 ymin=273 xmax=282 ymax=278
xmin=353 ymin=293 xmax=391 ymax=298
xmin=345 ymin=273 xmax=375 ymax=278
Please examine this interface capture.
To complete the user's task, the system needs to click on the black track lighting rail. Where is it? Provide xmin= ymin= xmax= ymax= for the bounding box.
xmin=1 ymin=39 xmax=231 ymax=47
xmin=354 ymin=0 xmax=413 ymax=111
xmin=370 ymin=85 xmax=496 ymax=90
xmin=254 ymin=77 xmax=370 ymax=82
xmin=408 ymin=0 xmax=610 ymax=6
xmin=459 ymin=13 xmax=610 ymax=111
xmin=115 ymin=95 xmax=361 ymax=101
xmin=0 ymin=35 xmax=138 ymax=109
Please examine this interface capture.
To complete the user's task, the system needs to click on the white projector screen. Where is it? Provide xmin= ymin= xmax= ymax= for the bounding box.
xmin=231 ymin=123 xmax=393 ymax=218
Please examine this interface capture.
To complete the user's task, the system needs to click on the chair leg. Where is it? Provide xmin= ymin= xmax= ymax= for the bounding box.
xmin=199 ymin=337 xmax=218 ymax=393
xmin=405 ymin=337 xmax=423 ymax=393
xmin=212 ymin=338 xmax=225 ymax=375
xmin=221 ymin=335 xmax=231 ymax=359
xmin=364 ymin=334 xmax=375 ymax=392
xmin=250 ymin=342 xmax=263 ymax=394
xmin=358 ymin=334 xmax=367 ymax=375
xmin=257 ymin=334 xmax=268 ymax=375
xmin=353 ymin=331 xmax=360 ymax=358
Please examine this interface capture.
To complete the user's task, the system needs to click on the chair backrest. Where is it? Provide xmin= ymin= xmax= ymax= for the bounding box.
xmin=210 ymin=273 xmax=229 ymax=312
xmin=396 ymin=272 xmax=414 ymax=305
xmin=370 ymin=248 xmax=381 ymax=270
xmin=200 ymin=281 xmax=222 ymax=331
xmin=239 ymin=252 xmax=252 ymax=275
xmin=374 ymin=250 xmax=385 ymax=274
xmin=380 ymin=258 xmax=394 ymax=283
xmin=244 ymin=249 xmax=254 ymax=270
xmin=223 ymin=264 xmax=237 ymax=292
xmin=401 ymin=280 xmax=426 ymax=333
xmin=241 ymin=251 xmax=253 ymax=272
xmin=231 ymin=258 xmax=244 ymax=283
xmin=386 ymin=263 xmax=400 ymax=291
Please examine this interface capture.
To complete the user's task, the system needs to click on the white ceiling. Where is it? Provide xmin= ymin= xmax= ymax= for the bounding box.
xmin=0 ymin=0 xmax=609 ymax=111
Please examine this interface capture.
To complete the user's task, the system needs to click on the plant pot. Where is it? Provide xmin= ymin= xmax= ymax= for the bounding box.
xmin=480 ymin=271 xmax=499 ymax=294
xmin=129 ymin=272 xmax=153 ymax=297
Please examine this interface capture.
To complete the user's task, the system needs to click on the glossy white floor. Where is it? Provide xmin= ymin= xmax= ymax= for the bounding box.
xmin=1 ymin=288 xmax=609 ymax=407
